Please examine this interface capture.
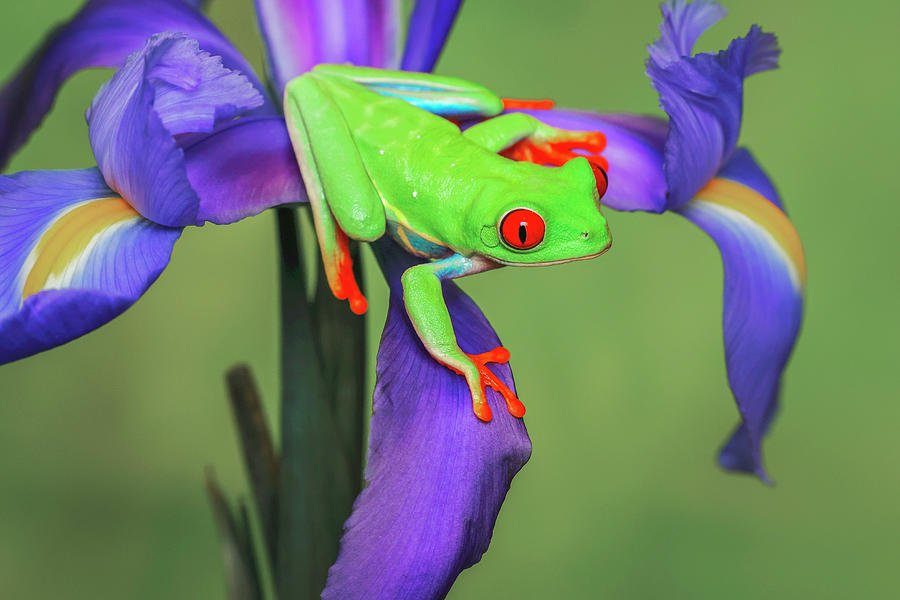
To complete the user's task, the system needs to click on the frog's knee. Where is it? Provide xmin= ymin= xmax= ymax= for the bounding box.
xmin=341 ymin=213 xmax=385 ymax=242
xmin=332 ymin=209 xmax=386 ymax=242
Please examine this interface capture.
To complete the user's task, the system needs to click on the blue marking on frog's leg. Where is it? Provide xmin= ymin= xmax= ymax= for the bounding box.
xmin=312 ymin=64 xmax=504 ymax=119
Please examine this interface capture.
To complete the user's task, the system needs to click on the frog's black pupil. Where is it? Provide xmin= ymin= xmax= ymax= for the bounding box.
xmin=518 ymin=223 xmax=527 ymax=244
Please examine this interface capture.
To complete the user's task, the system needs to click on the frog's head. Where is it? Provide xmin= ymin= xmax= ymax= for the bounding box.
xmin=467 ymin=157 xmax=611 ymax=266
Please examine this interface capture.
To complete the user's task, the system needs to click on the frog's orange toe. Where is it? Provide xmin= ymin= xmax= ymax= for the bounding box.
xmin=465 ymin=347 xmax=525 ymax=420
xmin=501 ymin=97 xmax=556 ymax=110
xmin=348 ymin=293 xmax=367 ymax=315
xmin=473 ymin=399 xmax=493 ymax=422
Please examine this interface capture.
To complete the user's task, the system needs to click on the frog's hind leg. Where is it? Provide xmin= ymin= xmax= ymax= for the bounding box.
xmin=284 ymin=74 xmax=386 ymax=315
xmin=312 ymin=64 xmax=506 ymax=120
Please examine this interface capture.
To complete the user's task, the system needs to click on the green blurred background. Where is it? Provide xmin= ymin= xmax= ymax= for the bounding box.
xmin=1 ymin=0 xmax=897 ymax=598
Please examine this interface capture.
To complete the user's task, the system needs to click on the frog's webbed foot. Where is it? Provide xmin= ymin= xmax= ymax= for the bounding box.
xmin=331 ymin=228 xmax=367 ymax=314
xmin=448 ymin=347 xmax=525 ymax=422
xmin=502 ymin=130 xmax=609 ymax=195
xmin=399 ymin=255 xmax=523 ymax=422
xmin=500 ymin=130 xmax=609 ymax=171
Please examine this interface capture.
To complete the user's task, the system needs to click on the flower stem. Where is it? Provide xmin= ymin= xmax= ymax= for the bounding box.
xmin=210 ymin=207 xmax=368 ymax=599
xmin=311 ymin=240 xmax=367 ymax=499
xmin=275 ymin=207 xmax=354 ymax=599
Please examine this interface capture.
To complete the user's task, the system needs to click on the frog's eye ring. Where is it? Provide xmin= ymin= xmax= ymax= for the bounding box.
xmin=591 ymin=163 xmax=608 ymax=200
xmin=499 ymin=208 xmax=545 ymax=250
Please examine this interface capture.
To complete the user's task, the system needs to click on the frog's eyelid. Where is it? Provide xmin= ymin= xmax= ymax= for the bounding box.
xmin=479 ymin=224 xmax=500 ymax=248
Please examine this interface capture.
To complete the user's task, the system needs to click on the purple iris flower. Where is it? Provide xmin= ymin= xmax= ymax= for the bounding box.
xmin=0 ymin=1 xmax=804 ymax=598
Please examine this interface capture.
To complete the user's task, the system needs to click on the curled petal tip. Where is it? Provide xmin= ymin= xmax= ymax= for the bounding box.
xmin=647 ymin=1 xmax=782 ymax=209
xmin=0 ymin=0 xmax=270 ymax=170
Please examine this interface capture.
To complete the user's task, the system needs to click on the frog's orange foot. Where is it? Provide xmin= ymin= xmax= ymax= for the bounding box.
xmin=332 ymin=228 xmax=367 ymax=315
xmin=465 ymin=347 xmax=526 ymax=422
xmin=501 ymin=133 xmax=609 ymax=173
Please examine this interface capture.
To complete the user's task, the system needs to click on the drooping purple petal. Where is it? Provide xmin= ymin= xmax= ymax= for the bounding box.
xmin=323 ymin=240 xmax=531 ymax=600
xmin=87 ymin=33 xmax=264 ymax=227
xmin=0 ymin=168 xmax=180 ymax=364
xmin=676 ymin=151 xmax=805 ymax=480
xmin=254 ymin=0 xmax=402 ymax=94
xmin=0 ymin=0 xmax=272 ymax=170
xmin=646 ymin=0 xmax=780 ymax=209
xmin=400 ymin=0 xmax=464 ymax=72
xmin=184 ymin=116 xmax=306 ymax=224
xmin=514 ymin=109 xmax=668 ymax=213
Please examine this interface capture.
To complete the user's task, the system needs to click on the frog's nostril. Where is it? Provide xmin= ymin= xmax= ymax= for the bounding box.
xmin=581 ymin=231 xmax=591 ymax=240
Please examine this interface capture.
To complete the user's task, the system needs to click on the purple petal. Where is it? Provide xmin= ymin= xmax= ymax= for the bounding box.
xmin=0 ymin=169 xmax=180 ymax=364
xmin=648 ymin=0 xmax=727 ymax=64
xmin=184 ymin=116 xmax=307 ymax=224
xmin=514 ymin=109 xmax=668 ymax=213
xmin=254 ymin=0 xmax=401 ymax=94
xmin=646 ymin=0 xmax=780 ymax=209
xmin=87 ymin=33 xmax=263 ymax=227
xmin=676 ymin=151 xmax=805 ymax=480
xmin=323 ymin=241 xmax=531 ymax=600
xmin=715 ymin=147 xmax=780 ymax=208
xmin=0 ymin=0 xmax=271 ymax=170
xmin=400 ymin=0 xmax=463 ymax=72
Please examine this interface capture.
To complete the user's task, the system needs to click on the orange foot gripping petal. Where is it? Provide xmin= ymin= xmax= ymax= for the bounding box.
xmin=332 ymin=228 xmax=367 ymax=315
xmin=501 ymin=132 xmax=610 ymax=173
xmin=464 ymin=347 xmax=526 ymax=422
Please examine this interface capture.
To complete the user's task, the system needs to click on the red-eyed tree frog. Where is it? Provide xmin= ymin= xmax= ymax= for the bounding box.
xmin=284 ymin=64 xmax=611 ymax=422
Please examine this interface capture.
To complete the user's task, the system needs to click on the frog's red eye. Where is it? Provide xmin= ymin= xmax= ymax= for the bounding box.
xmin=591 ymin=163 xmax=608 ymax=199
xmin=500 ymin=208 xmax=545 ymax=250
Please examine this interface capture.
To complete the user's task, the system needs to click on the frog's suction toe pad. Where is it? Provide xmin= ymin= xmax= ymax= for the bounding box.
xmin=349 ymin=293 xmax=367 ymax=315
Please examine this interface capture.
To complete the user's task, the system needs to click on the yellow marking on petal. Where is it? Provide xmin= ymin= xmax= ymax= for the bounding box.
xmin=22 ymin=197 xmax=139 ymax=300
xmin=694 ymin=178 xmax=807 ymax=286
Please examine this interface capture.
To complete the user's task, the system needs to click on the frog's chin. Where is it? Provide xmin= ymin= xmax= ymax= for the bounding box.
xmin=490 ymin=244 xmax=612 ymax=267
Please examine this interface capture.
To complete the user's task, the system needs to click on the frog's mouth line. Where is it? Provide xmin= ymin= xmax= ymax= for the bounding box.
xmin=491 ymin=242 xmax=612 ymax=267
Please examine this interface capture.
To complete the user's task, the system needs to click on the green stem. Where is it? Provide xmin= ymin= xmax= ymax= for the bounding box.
xmin=312 ymin=240 xmax=367 ymax=498
xmin=275 ymin=207 xmax=354 ymax=599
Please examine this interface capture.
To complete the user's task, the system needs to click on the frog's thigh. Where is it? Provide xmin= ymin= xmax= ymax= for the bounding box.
xmin=284 ymin=76 xmax=342 ymax=298
xmin=462 ymin=113 xmax=555 ymax=153
xmin=284 ymin=74 xmax=385 ymax=242
xmin=283 ymin=76 xmax=371 ymax=312
xmin=313 ymin=64 xmax=504 ymax=120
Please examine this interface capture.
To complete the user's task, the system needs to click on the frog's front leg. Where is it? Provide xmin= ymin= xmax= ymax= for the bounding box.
xmin=401 ymin=253 xmax=525 ymax=421
xmin=465 ymin=112 xmax=609 ymax=179
xmin=284 ymin=74 xmax=387 ymax=314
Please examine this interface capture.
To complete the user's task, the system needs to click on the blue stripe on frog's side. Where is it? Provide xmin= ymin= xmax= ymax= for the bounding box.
xmin=387 ymin=221 xmax=452 ymax=259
